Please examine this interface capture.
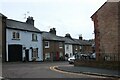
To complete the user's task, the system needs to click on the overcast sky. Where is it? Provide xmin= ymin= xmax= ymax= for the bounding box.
xmin=0 ymin=0 xmax=107 ymax=40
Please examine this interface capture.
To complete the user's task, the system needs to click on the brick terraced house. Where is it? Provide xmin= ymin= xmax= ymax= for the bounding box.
xmin=91 ymin=0 xmax=120 ymax=61
xmin=62 ymin=34 xmax=92 ymax=59
xmin=1 ymin=13 xmax=93 ymax=62
xmin=42 ymin=28 xmax=93 ymax=61
xmin=42 ymin=28 xmax=65 ymax=61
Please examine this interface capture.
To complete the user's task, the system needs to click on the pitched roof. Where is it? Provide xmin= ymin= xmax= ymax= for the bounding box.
xmin=60 ymin=37 xmax=78 ymax=44
xmin=60 ymin=36 xmax=92 ymax=45
xmin=91 ymin=2 xmax=107 ymax=19
xmin=42 ymin=31 xmax=91 ymax=45
xmin=6 ymin=19 xmax=41 ymax=33
xmin=42 ymin=32 xmax=64 ymax=41
xmin=0 ymin=13 xmax=7 ymax=17
xmin=73 ymin=39 xmax=92 ymax=46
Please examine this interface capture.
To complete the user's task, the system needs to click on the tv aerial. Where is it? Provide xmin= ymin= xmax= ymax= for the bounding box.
xmin=24 ymin=11 xmax=30 ymax=19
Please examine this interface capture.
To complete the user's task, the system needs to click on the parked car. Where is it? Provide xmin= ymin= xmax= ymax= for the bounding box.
xmin=90 ymin=53 xmax=96 ymax=59
xmin=80 ymin=53 xmax=88 ymax=57
xmin=79 ymin=53 xmax=89 ymax=59
xmin=68 ymin=55 xmax=75 ymax=64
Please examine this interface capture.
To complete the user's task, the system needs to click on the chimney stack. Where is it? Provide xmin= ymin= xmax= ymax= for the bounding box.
xmin=65 ymin=33 xmax=72 ymax=39
xmin=49 ymin=28 xmax=56 ymax=35
xmin=79 ymin=34 xmax=83 ymax=40
xmin=26 ymin=16 xmax=34 ymax=25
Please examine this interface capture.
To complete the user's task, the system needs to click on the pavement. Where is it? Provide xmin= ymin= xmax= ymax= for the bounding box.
xmin=55 ymin=65 xmax=120 ymax=78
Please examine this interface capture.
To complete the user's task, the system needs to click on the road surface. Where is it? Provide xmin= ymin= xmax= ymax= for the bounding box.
xmin=2 ymin=61 xmax=111 ymax=79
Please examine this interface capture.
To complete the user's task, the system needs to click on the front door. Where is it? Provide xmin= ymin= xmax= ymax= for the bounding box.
xmin=56 ymin=52 xmax=59 ymax=61
xmin=25 ymin=50 xmax=29 ymax=61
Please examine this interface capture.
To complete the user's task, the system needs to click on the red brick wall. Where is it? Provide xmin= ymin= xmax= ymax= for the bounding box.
xmin=82 ymin=45 xmax=92 ymax=53
xmin=92 ymin=2 xmax=120 ymax=61
xmin=72 ymin=44 xmax=79 ymax=54
xmin=43 ymin=40 xmax=65 ymax=61
xmin=97 ymin=2 xmax=119 ymax=61
xmin=72 ymin=45 xmax=92 ymax=54
xmin=118 ymin=2 xmax=120 ymax=61
xmin=91 ymin=14 xmax=100 ymax=61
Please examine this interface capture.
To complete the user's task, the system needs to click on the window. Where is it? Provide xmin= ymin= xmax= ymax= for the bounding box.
xmin=66 ymin=45 xmax=69 ymax=50
xmin=70 ymin=53 xmax=72 ymax=57
xmin=16 ymin=32 xmax=20 ymax=39
xmin=12 ymin=32 xmax=20 ymax=39
xmin=59 ymin=52 xmax=63 ymax=57
xmin=32 ymin=48 xmax=38 ymax=58
xmin=32 ymin=33 xmax=37 ymax=41
xmin=59 ymin=42 xmax=63 ymax=48
xmin=80 ymin=46 xmax=82 ymax=52
xmin=75 ymin=46 xmax=78 ymax=51
xmin=13 ymin=32 xmax=16 ymax=39
xmin=59 ymin=52 xmax=63 ymax=60
xmin=45 ymin=53 xmax=50 ymax=60
xmin=45 ymin=41 xmax=49 ymax=48
xmin=80 ymin=46 xmax=82 ymax=49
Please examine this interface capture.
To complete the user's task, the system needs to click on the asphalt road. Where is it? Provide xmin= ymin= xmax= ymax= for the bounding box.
xmin=2 ymin=61 xmax=110 ymax=79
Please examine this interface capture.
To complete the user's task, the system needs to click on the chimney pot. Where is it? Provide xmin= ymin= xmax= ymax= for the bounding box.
xmin=26 ymin=16 xmax=34 ymax=25
xmin=79 ymin=34 xmax=83 ymax=40
xmin=49 ymin=28 xmax=56 ymax=35
xmin=65 ymin=33 xmax=72 ymax=39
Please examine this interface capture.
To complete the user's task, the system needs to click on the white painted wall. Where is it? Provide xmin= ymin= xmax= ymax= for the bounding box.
xmin=65 ymin=44 xmax=73 ymax=58
xmin=6 ymin=29 xmax=43 ymax=61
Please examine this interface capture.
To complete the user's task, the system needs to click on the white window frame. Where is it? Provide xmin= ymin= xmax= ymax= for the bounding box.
xmin=80 ymin=46 xmax=82 ymax=49
xmin=32 ymin=48 xmax=38 ymax=58
xmin=45 ymin=53 xmax=50 ymax=60
xmin=45 ymin=41 xmax=49 ymax=48
xmin=12 ymin=31 xmax=20 ymax=40
xmin=75 ymin=45 xmax=78 ymax=50
xmin=32 ymin=33 xmax=38 ymax=41
xmin=59 ymin=42 xmax=63 ymax=49
xmin=59 ymin=52 xmax=63 ymax=57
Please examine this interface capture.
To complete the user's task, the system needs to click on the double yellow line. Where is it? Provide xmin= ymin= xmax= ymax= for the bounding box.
xmin=49 ymin=66 xmax=107 ymax=78
xmin=50 ymin=66 xmax=73 ymax=74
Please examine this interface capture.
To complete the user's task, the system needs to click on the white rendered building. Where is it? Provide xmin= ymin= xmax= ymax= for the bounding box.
xmin=6 ymin=17 xmax=43 ymax=62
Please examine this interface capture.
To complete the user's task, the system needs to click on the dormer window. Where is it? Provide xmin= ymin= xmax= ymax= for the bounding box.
xmin=12 ymin=32 xmax=20 ymax=40
xmin=32 ymin=33 xmax=37 ymax=41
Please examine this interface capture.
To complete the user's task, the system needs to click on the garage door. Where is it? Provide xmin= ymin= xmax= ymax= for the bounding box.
xmin=8 ymin=45 xmax=22 ymax=62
